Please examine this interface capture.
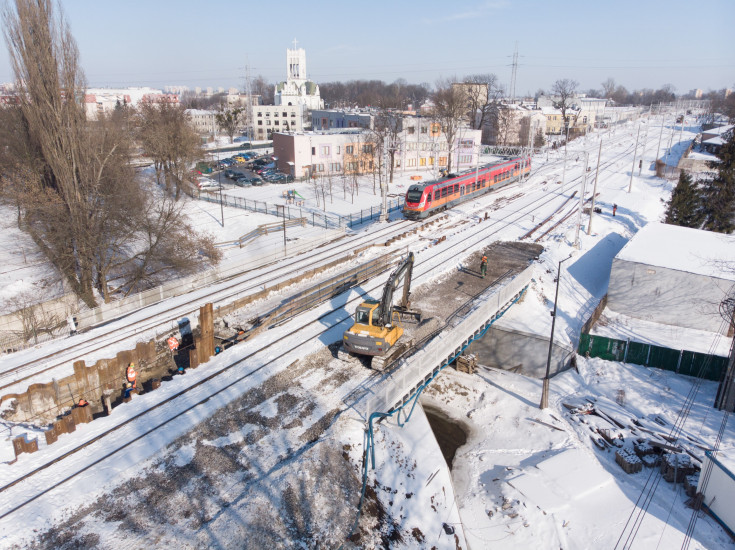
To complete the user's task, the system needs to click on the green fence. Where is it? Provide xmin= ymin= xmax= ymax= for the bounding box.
xmin=578 ymin=333 xmax=728 ymax=382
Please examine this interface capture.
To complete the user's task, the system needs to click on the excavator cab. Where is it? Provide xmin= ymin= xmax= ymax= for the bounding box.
xmin=343 ymin=299 xmax=402 ymax=357
xmin=341 ymin=252 xmax=421 ymax=370
xmin=354 ymin=302 xmax=379 ymax=326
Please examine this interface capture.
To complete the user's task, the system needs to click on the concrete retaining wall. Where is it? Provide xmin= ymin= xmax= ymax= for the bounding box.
xmin=466 ymin=324 xmax=573 ymax=379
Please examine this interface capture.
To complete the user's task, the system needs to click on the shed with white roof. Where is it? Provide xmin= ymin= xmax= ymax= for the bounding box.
xmin=606 ymin=223 xmax=735 ymax=335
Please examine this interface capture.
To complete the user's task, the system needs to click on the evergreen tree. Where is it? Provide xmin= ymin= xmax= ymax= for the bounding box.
xmin=664 ymin=171 xmax=704 ymax=227
xmin=702 ymin=130 xmax=735 ymax=233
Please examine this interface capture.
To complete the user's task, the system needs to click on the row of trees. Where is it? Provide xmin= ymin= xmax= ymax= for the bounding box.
xmin=0 ymin=0 xmax=220 ymax=308
xmin=665 ymin=130 xmax=735 ymax=234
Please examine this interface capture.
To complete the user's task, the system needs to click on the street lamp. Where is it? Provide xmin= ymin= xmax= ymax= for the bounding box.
xmin=540 ymin=254 xmax=573 ymax=409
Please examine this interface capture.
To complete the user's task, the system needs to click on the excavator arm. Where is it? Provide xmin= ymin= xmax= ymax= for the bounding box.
xmin=378 ymin=252 xmax=415 ymax=326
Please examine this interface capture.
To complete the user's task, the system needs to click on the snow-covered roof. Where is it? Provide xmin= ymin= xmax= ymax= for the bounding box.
xmin=540 ymin=107 xmax=562 ymax=115
xmin=615 ymin=222 xmax=735 ymax=280
xmin=702 ymin=124 xmax=733 ymax=137
xmin=703 ymin=135 xmax=726 ymax=146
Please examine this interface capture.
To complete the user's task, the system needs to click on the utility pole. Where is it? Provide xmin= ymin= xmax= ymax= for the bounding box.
xmin=574 ymin=152 xmax=589 ymax=248
xmin=379 ymin=138 xmax=389 ymax=222
xmin=540 ymin=255 xmax=573 ymax=409
xmin=627 ymin=125 xmax=641 ymax=193
xmin=587 ymin=140 xmax=602 ymax=235
xmin=218 ymin=170 xmax=224 ymax=227
xmin=276 ymin=205 xmax=287 ymax=256
xmin=655 ymin=105 xmax=665 ymax=162
xmin=244 ymin=55 xmax=253 ymax=142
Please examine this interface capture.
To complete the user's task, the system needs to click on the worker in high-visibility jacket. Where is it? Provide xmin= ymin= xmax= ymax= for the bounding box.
xmin=126 ymin=362 xmax=137 ymax=389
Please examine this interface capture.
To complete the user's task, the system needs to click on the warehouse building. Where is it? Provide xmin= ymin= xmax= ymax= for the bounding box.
xmin=606 ymin=223 xmax=735 ymax=336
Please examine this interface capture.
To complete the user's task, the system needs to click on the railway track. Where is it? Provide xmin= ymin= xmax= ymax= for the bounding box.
xmin=0 ymin=123 xmax=663 ymax=524
xmin=0 ymin=219 xmax=418 ymax=392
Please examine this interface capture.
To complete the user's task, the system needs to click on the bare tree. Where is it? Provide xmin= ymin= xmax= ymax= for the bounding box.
xmin=138 ymin=102 xmax=202 ymax=200
xmin=601 ymin=78 xmax=616 ymax=99
xmin=3 ymin=0 xmax=132 ymax=306
xmin=215 ymin=106 xmax=244 ymax=143
xmin=551 ymin=78 xmax=579 ymax=138
xmin=369 ymin=109 xmax=402 ymax=185
xmin=431 ymin=79 xmax=467 ymax=172
xmin=461 ymin=74 xmax=504 ymax=130
xmin=2 ymin=0 xmax=219 ymax=307
xmin=251 ymin=75 xmax=274 ymax=105
xmin=8 ymin=287 xmax=62 ymax=344
xmin=495 ymin=106 xmax=518 ymax=146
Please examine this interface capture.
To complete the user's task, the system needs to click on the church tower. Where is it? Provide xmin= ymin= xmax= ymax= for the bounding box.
xmin=275 ymin=41 xmax=323 ymax=110
xmin=286 ymin=47 xmax=307 ymax=85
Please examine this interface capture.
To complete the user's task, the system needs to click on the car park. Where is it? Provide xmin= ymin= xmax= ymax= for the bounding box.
xmin=249 ymin=176 xmax=264 ymax=185
xmin=234 ymin=176 xmax=251 ymax=187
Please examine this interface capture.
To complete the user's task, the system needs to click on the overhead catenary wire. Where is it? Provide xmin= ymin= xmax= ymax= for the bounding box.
xmin=615 ymin=313 xmax=731 ymax=549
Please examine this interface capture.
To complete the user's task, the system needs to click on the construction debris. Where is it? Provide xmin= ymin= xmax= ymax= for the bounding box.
xmin=563 ymin=396 xmax=708 ymax=481
xmin=455 ymin=354 xmax=477 ymax=374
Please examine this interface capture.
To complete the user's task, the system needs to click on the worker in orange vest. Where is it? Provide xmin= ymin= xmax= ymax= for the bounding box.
xmin=480 ymin=255 xmax=488 ymax=279
xmin=126 ymin=362 xmax=137 ymax=389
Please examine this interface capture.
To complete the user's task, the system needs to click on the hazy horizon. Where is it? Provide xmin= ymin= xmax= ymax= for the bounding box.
xmin=1 ymin=0 xmax=733 ymax=95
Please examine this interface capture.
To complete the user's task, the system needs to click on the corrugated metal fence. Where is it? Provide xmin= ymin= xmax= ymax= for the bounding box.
xmin=578 ymin=333 xmax=728 ymax=382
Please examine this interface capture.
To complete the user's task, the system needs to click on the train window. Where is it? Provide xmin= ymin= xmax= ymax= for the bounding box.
xmin=454 ymin=184 xmax=459 ymax=194
xmin=493 ymin=175 xmax=497 ymax=183
xmin=434 ymin=190 xmax=440 ymax=200
xmin=426 ymin=192 xmax=432 ymax=202
xmin=406 ymin=189 xmax=424 ymax=202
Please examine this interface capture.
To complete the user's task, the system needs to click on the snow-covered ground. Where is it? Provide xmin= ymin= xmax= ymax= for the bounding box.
xmin=1 ymin=117 xmax=733 ymax=548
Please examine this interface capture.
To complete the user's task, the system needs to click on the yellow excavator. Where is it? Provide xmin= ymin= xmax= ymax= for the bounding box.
xmin=341 ymin=252 xmax=421 ymax=370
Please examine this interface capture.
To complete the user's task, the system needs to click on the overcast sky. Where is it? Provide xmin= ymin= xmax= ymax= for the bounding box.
xmin=1 ymin=0 xmax=734 ymax=95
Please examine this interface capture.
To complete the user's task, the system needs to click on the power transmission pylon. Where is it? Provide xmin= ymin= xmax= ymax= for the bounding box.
xmin=509 ymin=42 xmax=519 ymax=104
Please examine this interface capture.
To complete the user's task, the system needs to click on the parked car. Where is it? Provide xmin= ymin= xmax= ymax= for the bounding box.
xmin=268 ymin=174 xmax=289 ymax=183
xmin=249 ymin=176 xmax=264 ymax=185
xmin=196 ymin=177 xmax=220 ymax=189
xmin=234 ymin=176 xmax=251 ymax=187
xmin=224 ymin=169 xmax=237 ymax=179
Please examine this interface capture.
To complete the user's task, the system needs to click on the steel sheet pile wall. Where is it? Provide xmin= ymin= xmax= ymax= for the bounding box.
xmin=362 ymin=265 xmax=533 ymax=419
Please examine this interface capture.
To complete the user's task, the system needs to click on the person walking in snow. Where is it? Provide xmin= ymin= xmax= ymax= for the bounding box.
xmin=613 ymin=204 xmax=617 ymax=217
xmin=480 ymin=255 xmax=488 ymax=279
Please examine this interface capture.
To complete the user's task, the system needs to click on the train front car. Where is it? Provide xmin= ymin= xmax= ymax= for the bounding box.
xmin=403 ymin=183 xmax=430 ymax=219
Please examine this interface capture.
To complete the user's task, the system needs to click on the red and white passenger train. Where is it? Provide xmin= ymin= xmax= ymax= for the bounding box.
xmin=402 ymin=155 xmax=531 ymax=219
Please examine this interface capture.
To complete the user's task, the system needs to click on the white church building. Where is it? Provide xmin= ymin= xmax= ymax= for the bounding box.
xmin=274 ymin=44 xmax=323 ymax=110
